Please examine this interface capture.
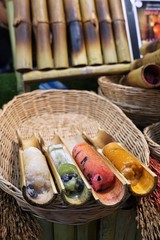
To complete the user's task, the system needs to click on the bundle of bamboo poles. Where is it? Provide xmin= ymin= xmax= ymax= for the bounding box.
xmin=13 ymin=0 xmax=131 ymax=73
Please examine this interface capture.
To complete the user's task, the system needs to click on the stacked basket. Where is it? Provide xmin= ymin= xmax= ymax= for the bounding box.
xmin=98 ymin=75 xmax=160 ymax=128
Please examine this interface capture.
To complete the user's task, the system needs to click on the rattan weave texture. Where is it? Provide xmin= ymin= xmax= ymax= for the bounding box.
xmin=144 ymin=122 xmax=160 ymax=161
xmin=98 ymin=76 xmax=160 ymax=127
xmin=0 ymin=90 xmax=150 ymax=224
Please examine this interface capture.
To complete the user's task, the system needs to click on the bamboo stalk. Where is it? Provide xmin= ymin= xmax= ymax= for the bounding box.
xmin=113 ymin=20 xmax=131 ymax=63
xmin=79 ymin=0 xmax=103 ymax=65
xmin=76 ymin=224 xmax=89 ymax=240
xmin=79 ymin=0 xmax=97 ymax=23
xmin=99 ymin=21 xmax=118 ymax=64
xmin=53 ymin=223 xmax=75 ymax=240
xmin=131 ymin=49 xmax=160 ymax=70
xmin=51 ymin=23 xmax=69 ymax=68
xmin=13 ymin=0 xmax=31 ymax=24
xmin=95 ymin=0 xmax=112 ymax=23
xmin=99 ymin=212 xmax=117 ymax=240
xmin=64 ymin=0 xmax=81 ymax=23
xmin=14 ymin=22 xmax=32 ymax=72
xmin=48 ymin=0 xmax=65 ymax=23
xmin=126 ymin=64 xmax=160 ymax=88
xmin=87 ymin=220 xmax=97 ymax=240
xmin=108 ymin=0 xmax=124 ymax=21
xmin=31 ymin=0 xmax=49 ymax=24
xmin=83 ymin=21 xmax=103 ymax=65
xmin=130 ymin=59 xmax=143 ymax=71
xmin=142 ymin=49 xmax=160 ymax=66
xmin=23 ymin=64 xmax=130 ymax=84
xmin=13 ymin=0 xmax=32 ymax=72
xmin=31 ymin=0 xmax=53 ymax=69
xmin=68 ymin=21 xmax=88 ymax=66
xmin=33 ymin=23 xmax=53 ymax=70
xmin=140 ymin=40 xmax=160 ymax=55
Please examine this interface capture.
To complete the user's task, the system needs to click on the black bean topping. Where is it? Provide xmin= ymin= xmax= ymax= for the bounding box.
xmin=80 ymin=156 xmax=88 ymax=166
xmin=76 ymin=178 xmax=84 ymax=192
xmin=97 ymin=175 xmax=102 ymax=181
xmin=75 ymin=151 xmax=81 ymax=159
xmin=61 ymin=174 xmax=69 ymax=182
xmin=27 ymin=184 xmax=38 ymax=198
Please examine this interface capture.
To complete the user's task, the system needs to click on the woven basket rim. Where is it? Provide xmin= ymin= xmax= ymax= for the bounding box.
xmin=0 ymin=89 xmax=150 ymax=224
xmin=98 ymin=75 xmax=160 ymax=94
xmin=144 ymin=122 xmax=160 ymax=149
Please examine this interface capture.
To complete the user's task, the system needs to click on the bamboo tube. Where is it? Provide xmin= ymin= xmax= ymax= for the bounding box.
xmin=13 ymin=0 xmax=31 ymax=24
xmin=126 ymin=64 xmax=160 ymax=88
xmin=99 ymin=21 xmax=118 ymax=64
xmin=14 ymin=22 xmax=32 ymax=72
xmin=13 ymin=0 xmax=32 ymax=72
xmin=79 ymin=0 xmax=97 ymax=23
xmin=51 ymin=23 xmax=69 ymax=68
xmin=79 ymin=0 xmax=103 ymax=65
xmin=142 ymin=49 xmax=160 ymax=66
xmin=130 ymin=49 xmax=160 ymax=70
xmin=47 ymin=1 xmax=68 ymax=68
xmin=68 ymin=21 xmax=88 ymax=66
xmin=95 ymin=0 xmax=112 ymax=23
xmin=23 ymin=64 xmax=130 ymax=83
xmin=113 ymin=20 xmax=131 ymax=63
xmin=31 ymin=0 xmax=53 ymax=70
xmin=140 ymin=40 xmax=160 ymax=56
xmin=108 ymin=0 xmax=124 ymax=21
xmin=54 ymin=223 xmax=75 ymax=240
xmin=130 ymin=59 xmax=143 ymax=71
xmin=48 ymin=0 xmax=65 ymax=23
xmin=64 ymin=0 xmax=81 ymax=23
xmin=31 ymin=0 xmax=48 ymax=24
xmin=33 ymin=23 xmax=53 ymax=70
xmin=94 ymin=0 xmax=117 ymax=64
xmin=83 ymin=21 xmax=103 ymax=65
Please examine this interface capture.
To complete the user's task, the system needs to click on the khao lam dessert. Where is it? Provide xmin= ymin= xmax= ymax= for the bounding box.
xmin=103 ymin=142 xmax=143 ymax=185
xmin=102 ymin=142 xmax=157 ymax=196
xmin=18 ymin=133 xmax=57 ymax=205
xmin=72 ymin=142 xmax=115 ymax=192
xmin=47 ymin=140 xmax=91 ymax=205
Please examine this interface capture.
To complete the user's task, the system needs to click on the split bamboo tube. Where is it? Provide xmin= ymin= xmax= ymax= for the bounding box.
xmin=79 ymin=0 xmax=103 ymax=65
xmin=64 ymin=0 xmax=87 ymax=66
xmin=126 ymin=64 xmax=160 ymax=88
xmin=31 ymin=0 xmax=53 ymax=70
xmin=112 ymin=20 xmax=131 ymax=63
xmin=95 ymin=0 xmax=117 ymax=64
xmin=13 ymin=0 xmax=32 ymax=72
xmin=108 ymin=0 xmax=124 ymax=21
xmin=48 ymin=0 xmax=68 ymax=68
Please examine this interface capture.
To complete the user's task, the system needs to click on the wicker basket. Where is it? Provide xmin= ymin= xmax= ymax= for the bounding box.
xmin=98 ymin=75 xmax=160 ymax=128
xmin=0 ymin=90 xmax=150 ymax=224
xmin=144 ymin=122 xmax=160 ymax=161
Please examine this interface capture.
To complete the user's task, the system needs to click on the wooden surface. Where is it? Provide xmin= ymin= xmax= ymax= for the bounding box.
xmin=39 ymin=208 xmax=141 ymax=240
